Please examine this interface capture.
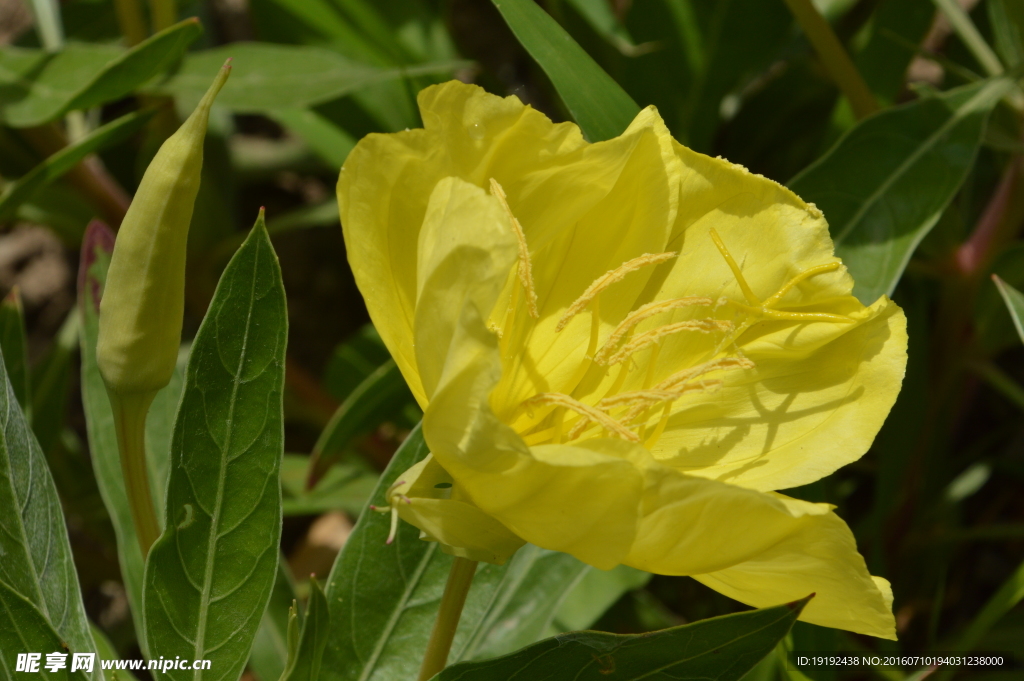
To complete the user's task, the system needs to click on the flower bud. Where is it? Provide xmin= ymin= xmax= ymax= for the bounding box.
xmin=97 ymin=61 xmax=231 ymax=396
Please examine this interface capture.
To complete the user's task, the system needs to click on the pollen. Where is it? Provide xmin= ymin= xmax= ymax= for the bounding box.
xmin=604 ymin=319 xmax=733 ymax=366
xmin=621 ymin=380 xmax=723 ymax=426
xmin=522 ymin=392 xmax=639 ymax=442
xmin=555 ymin=251 xmax=678 ymax=331
xmin=655 ymin=356 xmax=755 ymax=392
xmin=595 ymin=297 xmax=713 ymax=363
xmin=490 ymin=178 xmax=539 ymax=318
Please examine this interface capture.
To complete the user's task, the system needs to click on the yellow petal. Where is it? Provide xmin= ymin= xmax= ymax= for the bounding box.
xmin=622 ymin=461 xmax=895 ymax=639
xmin=649 ymin=297 xmax=907 ymax=490
xmin=390 ymin=456 xmax=525 ymax=564
xmin=492 ymin=108 xmax=683 ymax=423
xmin=691 ymin=507 xmax=896 ymax=639
xmin=413 ymin=176 xmax=517 ymax=400
xmin=339 ymin=81 xmax=653 ymax=407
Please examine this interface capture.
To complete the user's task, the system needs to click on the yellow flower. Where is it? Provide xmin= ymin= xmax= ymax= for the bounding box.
xmin=338 ymin=81 xmax=907 ymax=639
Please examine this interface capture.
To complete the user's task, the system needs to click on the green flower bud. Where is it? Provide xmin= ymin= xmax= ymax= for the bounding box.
xmin=96 ymin=62 xmax=231 ymax=557
xmin=97 ymin=61 xmax=231 ymax=397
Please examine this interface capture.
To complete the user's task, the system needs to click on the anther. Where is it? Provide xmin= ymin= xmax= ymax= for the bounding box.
xmin=556 ymin=252 xmax=677 ymax=332
xmin=655 ymin=357 xmax=754 ymax=392
xmin=595 ymin=297 xmax=713 ymax=363
xmin=521 ymin=393 xmax=639 ymax=442
xmin=490 ymin=179 xmax=539 ymax=318
xmin=623 ymin=380 xmax=722 ymax=425
xmin=604 ymin=319 xmax=733 ymax=366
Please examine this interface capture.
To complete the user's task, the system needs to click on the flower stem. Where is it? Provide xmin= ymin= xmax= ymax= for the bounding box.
xmin=417 ymin=557 xmax=478 ymax=681
xmin=108 ymin=390 xmax=161 ymax=557
xmin=112 ymin=0 xmax=147 ymax=46
xmin=781 ymin=0 xmax=879 ymax=120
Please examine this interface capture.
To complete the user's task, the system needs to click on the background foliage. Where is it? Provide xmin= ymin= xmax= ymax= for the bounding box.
xmin=0 ymin=0 xmax=1022 ymax=679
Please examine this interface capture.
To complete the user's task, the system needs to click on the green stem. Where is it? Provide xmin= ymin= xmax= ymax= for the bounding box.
xmin=108 ymin=389 xmax=161 ymax=557
xmin=113 ymin=0 xmax=147 ymax=45
xmin=148 ymin=0 xmax=177 ymax=33
xmin=931 ymin=0 xmax=1004 ymax=78
xmin=781 ymin=0 xmax=879 ymax=120
xmin=418 ymin=557 xmax=478 ymax=681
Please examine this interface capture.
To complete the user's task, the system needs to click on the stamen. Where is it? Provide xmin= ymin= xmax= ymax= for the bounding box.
xmin=622 ymin=380 xmax=722 ymax=425
xmin=655 ymin=357 xmax=754 ymax=392
xmin=709 ymin=229 xmax=760 ymax=305
xmin=598 ymin=389 xmax=688 ymax=409
xmin=604 ymin=319 xmax=733 ymax=366
xmin=490 ymin=179 xmax=539 ymax=318
xmin=522 ymin=392 xmax=639 ymax=442
xmin=595 ymin=297 xmax=713 ymax=363
xmin=556 ymin=252 xmax=677 ymax=332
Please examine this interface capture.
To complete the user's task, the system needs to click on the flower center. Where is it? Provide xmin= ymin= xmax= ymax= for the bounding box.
xmin=488 ymin=179 xmax=851 ymax=451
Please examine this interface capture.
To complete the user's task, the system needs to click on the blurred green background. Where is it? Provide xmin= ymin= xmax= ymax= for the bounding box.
xmin=0 ymin=0 xmax=1022 ymax=679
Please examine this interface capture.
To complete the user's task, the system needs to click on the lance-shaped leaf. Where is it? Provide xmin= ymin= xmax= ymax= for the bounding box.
xmin=320 ymin=425 xmax=644 ymax=680
xmin=491 ymin=0 xmax=639 ymax=142
xmin=0 ymin=288 xmax=30 ymax=413
xmin=306 ymin=359 xmax=412 ymax=489
xmin=248 ymin=557 xmax=299 ymax=681
xmin=790 ymin=77 xmax=1012 ymax=303
xmin=143 ymin=214 xmax=287 ymax=681
xmin=0 ymin=19 xmax=202 ymax=127
xmin=0 ymin=110 xmax=153 ymax=223
xmin=79 ymin=221 xmax=185 ymax=653
xmin=434 ymin=597 xmax=809 ymax=681
xmin=993 ymin=275 xmax=1024 ymax=345
xmin=0 ymin=580 xmax=89 ymax=681
xmin=158 ymin=44 xmax=470 ymax=113
xmin=0 ymin=322 xmax=97 ymax=678
xmin=279 ymin=578 xmax=329 ymax=681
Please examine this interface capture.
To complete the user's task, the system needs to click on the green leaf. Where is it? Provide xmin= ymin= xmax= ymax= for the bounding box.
xmin=491 ymin=0 xmax=640 ymax=142
xmin=281 ymin=455 xmax=377 ymax=517
xmin=319 ymin=425 xmax=643 ymax=680
xmin=992 ymin=275 xmax=1024 ymax=345
xmin=932 ymin=0 xmax=1005 ymax=77
xmin=0 ymin=289 xmax=30 ymax=414
xmin=268 ymin=108 xmax=356 ymax=168
xmin=547 ymin=565 xmax=650 ymax=635
xmin=306 ymin=360 xmax=413 ymax=489
xmin=679 ymin=0 xmax=793 ymax=152
xmin=0 ymin=580 xmax=89 ymax=681
xmin=322 ymin=324 xmax=391 ymax=402
xmin=563 ymin=0 xmax=648 ymax=56
xmin=280 ymin=579 xmax=330 ymax=681
xmin=789 ymin=77 xmax=1012 ymax=303
xmin=434 ymin=597 xmax=809 ymax=681
xmin=249 ymin=558 xmax=299 ymax=681
xmin=143 ymin=212 xmax=287 ymax=681
xmin=90 ymin=623 xmax=141 ymax=681
xmin=934 ymin=557 xmax=1024 ymax=681
xmin=0 ymin=317 xmax=97 ymax=676
xmin=0 ymin=19 xmax=202 ymax=127
xmin=989 ymin=0 xmax=1024 ymax=68
xmin=78 ymin=221 xmax=185 ymax=653
xmin=0 ymin=109 xmax=152 ymax=223
xmin=158 ymin=43 xmax=470 ymax=113
xmin=855 ymin=0 xmax=935 ymax=104
xmin=30 ymin=308 xmax=76 ymax=456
